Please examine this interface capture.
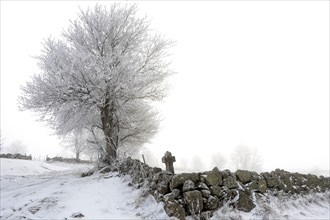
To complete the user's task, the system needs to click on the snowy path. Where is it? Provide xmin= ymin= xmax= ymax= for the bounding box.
xmin=0 ymin=159 xmax=169 ymax=220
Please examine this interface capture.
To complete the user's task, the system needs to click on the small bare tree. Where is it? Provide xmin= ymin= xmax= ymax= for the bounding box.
xmin=19 ymin=4 xmax=173 ymax=163
xmin=7 ymin=140 xmax=28 ymax=155
xmin=211 ymin=152 xmax=227 ymax=170
xmin=230 ymin=145 xmax=263 ymax=172
xmin=83 ymin=144 xmax=99 ymax=162
xmin=62 ymin=130 xmax=89 ymax=160
xmin=191 ymin=155 xmax=206 ymax=172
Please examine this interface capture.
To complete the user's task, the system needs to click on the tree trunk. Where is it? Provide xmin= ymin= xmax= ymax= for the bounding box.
xmin=100 ymin=102 xmax=117 ymax=163
xmin=74 ymin=137 xmax=80 ymax=161
xmin=103 ymin=126 xmax=117 ymax=163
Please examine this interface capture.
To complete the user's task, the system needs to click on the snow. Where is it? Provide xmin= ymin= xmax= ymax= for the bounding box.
xmin=211 ymin=191 xmax=330 ymax=220
xmin=0 ymin=158 xmax=73 ymax=176
xmin=0 ymin=158 xmax=171 ymax=219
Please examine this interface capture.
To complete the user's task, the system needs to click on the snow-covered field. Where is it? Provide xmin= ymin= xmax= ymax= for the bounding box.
xmin=0 ymin=158 xmax=80 ymax=177
xmin=0 ymin=158 xmax=169 ymax=219
xmin=1 ymin=158 xmax=329 ymax=220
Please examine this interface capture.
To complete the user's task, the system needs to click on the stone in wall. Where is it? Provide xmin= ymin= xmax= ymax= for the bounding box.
xmin=183 ymin=190 xmax=204 ymax=215
xmin=196 ymin=182 xmax=209 ymax=190
xmin=164 ymin=197 xmax=185 ymax=220
xmin=157 ymin=184 xmax=169 ymax=195
xmin=257 ymin=179 xmax=267 ymax=193
xmin=203 ymin=168 xmax=223 ymax=186
xmin=235 ymin=170 xmax=252 ymax=184
xmin=201 ymin=189 xmax=211 ymax=198
xmin=205 ymin=195 xmax=219 ymax=210
xmin=153 ymin=170 xmax=172 ymax=184
xmin=223 ymin=176 xmax=238 ymax=189
xmin=246 ymin=181 xmax=259 ymax=192
xmin=234 ymin=190 xmax=256 ymax=212
xmin=220 ymin=169 xmax=231 ymax=179
xmin=210 ymin=185 xmax=222 ymax=197
xmin=262 ymin=172 xmax=279 ymax=188
xmin=171 ymin=173 xmax=199 ymax=190
xmin=183 ymin=180 xmax=195 ymax=192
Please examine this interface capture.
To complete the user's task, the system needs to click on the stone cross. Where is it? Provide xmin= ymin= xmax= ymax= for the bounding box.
xmin=162 ymin=151 xmax=176 ymax=174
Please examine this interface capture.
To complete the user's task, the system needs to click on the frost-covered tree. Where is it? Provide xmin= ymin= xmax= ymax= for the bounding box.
xmin=211 ymin=152 xmax=227 ymax=170
xmin=19 ymin=4 xmax=173 ymax=163
xmin=83 ymin=143 xmax=99 ymax=162
xmin=62 ymin=129 xmax=89 ymax=160
xmin=7 ymin=140 xmax=27 ymax=155
xmin=230 ymin=145 xmax=263 ymax=172
xmin=191 ymin=156 xmax=206 ymax=172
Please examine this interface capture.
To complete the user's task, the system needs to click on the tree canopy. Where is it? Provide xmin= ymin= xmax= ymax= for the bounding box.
xmin=19 ymin=4 xmax=173 ymax=163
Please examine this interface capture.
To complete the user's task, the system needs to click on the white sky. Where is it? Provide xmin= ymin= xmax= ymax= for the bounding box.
xmin=1 ymin=1 xmax=329 ymax=173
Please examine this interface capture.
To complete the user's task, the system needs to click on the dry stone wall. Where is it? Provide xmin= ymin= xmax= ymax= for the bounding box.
xmin=99 ymin=157 xmax=330 ymax=220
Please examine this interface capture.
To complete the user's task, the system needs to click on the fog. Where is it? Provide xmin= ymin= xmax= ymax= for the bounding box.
xmin=1 ymin=1 xmax=328 ymax=176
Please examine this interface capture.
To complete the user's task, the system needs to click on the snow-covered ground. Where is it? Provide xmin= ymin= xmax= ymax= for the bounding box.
xmin=0 ymin=158 xmax=80 ymax=177
xmin=211 ymin=191 xmax=330 ymax=220
xmin=0 ymin=158 xmax=170 ymax=219
xmin=1 ymin=158 xmax=329 ymax=220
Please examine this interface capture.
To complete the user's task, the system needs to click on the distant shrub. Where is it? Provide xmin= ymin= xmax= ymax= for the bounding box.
xmin=46 ymin=156 xmax=91 ymax=164
xmin=0 ymin=153 xmax=32 ymax=160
